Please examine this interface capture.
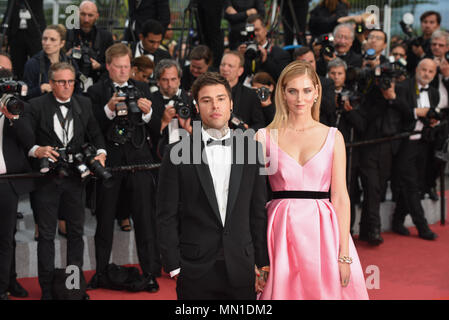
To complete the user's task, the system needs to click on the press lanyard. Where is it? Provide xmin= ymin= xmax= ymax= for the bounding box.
xmin=55 ymin=106 xmax=72 ymax=146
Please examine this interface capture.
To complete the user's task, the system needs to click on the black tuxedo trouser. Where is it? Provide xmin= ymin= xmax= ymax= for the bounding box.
xmin=94 ymin=171 xmax=161 ymax=275
xmin=8 ymin=29 xmax=42 ymax=79
xmin=176 ymin=260 xmax=256 ymax=300
xmin=392 ymin=139 xmax=430 ymax=229
xmin=0 ymin=182 xmax=19 ymax=293
xmin=359 ymin=142 xmax=394 ymax=235
xmin=32 ymin=178 xmax=85 ymax=292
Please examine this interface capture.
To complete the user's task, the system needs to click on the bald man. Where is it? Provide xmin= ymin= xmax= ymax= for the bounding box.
xmin=391 ymin=58 xmax=439 ymax=240
xmin=65 ymin=0 xmax=113 ymax=83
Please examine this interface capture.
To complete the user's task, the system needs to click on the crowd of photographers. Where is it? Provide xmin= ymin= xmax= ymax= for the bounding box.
xmin=0 ymin=0 xmax=448 ymax=300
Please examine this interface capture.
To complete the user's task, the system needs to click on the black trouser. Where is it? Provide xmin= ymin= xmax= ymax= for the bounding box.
xmin=359 ymin=142 xmax=394 ymax=236
xmin=176 ymin=260 xmax=256 ymax=300
xmin=282 ymin=0 xmax=309 ymax=46
xmin=32 ymin=178 xmax=86 ymax=292
xmin=94 ymin=170 xmax=160 ymax=275
xmin=393 ymin=139 xmax=430 ymax=230
xmin=0 ymin=182 xmax=19 ymax=294
xmin=8 ymin=29 xmax=42 ymax=79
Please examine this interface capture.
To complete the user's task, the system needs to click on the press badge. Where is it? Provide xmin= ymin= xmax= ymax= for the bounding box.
xmin=19 ymin=9 xmax=31 ymax=29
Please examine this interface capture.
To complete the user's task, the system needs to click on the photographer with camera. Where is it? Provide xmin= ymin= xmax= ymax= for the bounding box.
xmin=316 ymin=23 xmax=362 ymax=77
xmin=0 ymin=56 xmax=33 ymax=300
xmin=356 ymin=56 xmax=411 ymax=246
xmin=392 ymin=58 xmax=441 ymax=240
xmin=23 ymin=24 xmax=80 ymax=100
xmin=365 ymin=29 xmax=388 ymax=64
xmin=405 ymin=11 xmax=441 ymax=75
xmin=25 ymin=62 xmax=106 ymax=300
xmin=219 ymin=51 xmax=265 ymax=131
xmin=251 ymin=72 xmax=275 ymax=126
xmin=181 ymin=45 xmax=214 ymax=93
xmin=308 ymin=0 xmax=349 ymax=39
xmin=65 ymin=1 xmax=114 ymax=87
xmin=327 ymin=58 xmax=365 ymax=234
xmin=86 ymin=43 xmax=161 ymax=293
xmin=238 ymin=14 xmax=291 ymax=83
xmin=151 ymin=59 xmax=195 ymax=158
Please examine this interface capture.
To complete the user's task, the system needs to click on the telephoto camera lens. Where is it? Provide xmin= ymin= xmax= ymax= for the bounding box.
xmin=39 ymin=158 xmax=50 ymax=174
xmin=0 ymin=94 xmax=24 ymax=116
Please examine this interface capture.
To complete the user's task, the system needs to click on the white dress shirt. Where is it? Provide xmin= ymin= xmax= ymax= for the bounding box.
xmin=163 ymin=89 xmax=182 ymax=143
xmin=0 ymin=115 xmax=6 ymax=174
xmin=410 ymin=84 xmax=430 ymax=140
xmin=104 ymin=81 xmax=153 ymax=123
xmin=134 ymin=41 xmax=155 ymax=62
xmin=169 ymin=127 xmax=233 ymax=278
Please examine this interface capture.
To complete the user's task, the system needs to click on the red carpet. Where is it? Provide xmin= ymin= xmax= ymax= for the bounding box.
xmin=11 ymin=225 xmax=449 ymax=300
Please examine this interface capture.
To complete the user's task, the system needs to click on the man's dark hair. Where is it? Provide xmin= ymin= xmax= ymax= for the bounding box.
xmin=247 ymin=13 xmax=264 ymax=25
xmin=140 ymin=19 xmax=165 ymax=37
xmin=369 ymin=29 xmax=388 ymax=44
xmin=48 ymin=62 xmax=76 ymax=81
xmin=293 ymin=46 xmax=314 ymax=60
xmin=189 ymin=45 xmax=213 ymax=66
xmin=420 ymin=11 xmax=441 ymax=25
xmin=191 ymin=72 xmax=232 ymax=103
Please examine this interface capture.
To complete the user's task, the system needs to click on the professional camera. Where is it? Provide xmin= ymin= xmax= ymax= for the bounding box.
xmin=256 ymin=86 xmax=271 ymax=102
xmin=316 ymin=34 xmax=335 ymax=58
xmin=74 ymin=144 xmax=112 ymax=182
xmin=337 ymin=90 xmax=363 ymax=111
xmin=71 ymin=41 xmax=96 ymax=76
xmin=114 ymin=85 xmax=142 ymax=117
xmin=399 ymin=13 xmax=425 ymax=48
xmin=374 ymin=57 xmax=407 ymax=90
xmin=230 ymin=113 xmax=248 ymax=130
xmin=0 ymin=76 xmax=28 ymax=117
xmin=39 ymin=147 xmax=72 ymax=178
xmin=173 ymin=96 xmax=194 ymax=119
xmin=363 ymin=48 xmax=377 ymax=61
xmin=355 ymin=23 xmax=365 ymax=35
xmin=240 ymin=23 xmax=260 ymax=60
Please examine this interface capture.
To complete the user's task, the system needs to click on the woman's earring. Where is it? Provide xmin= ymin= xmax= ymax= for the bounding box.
xmin=314 ymin=98 xmax=317 ymax=103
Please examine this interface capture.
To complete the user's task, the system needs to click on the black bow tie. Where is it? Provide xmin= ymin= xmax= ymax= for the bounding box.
xmin=58 ymin=102 xmax=71 ymax=109
xmin=206 ymin=137 xmax=232 ymax=147
xmin=115 ymin=85 xmax=128 ymax=91
xmin=420 ymin=87 xmax=429 ymax=92
xmin=163 ymin=98 xmax=173 ymax=105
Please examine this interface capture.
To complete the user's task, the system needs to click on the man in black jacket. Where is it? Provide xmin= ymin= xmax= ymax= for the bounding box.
xmin=2 ymin=0 xmax=46 ymax=78
xmin=0 ymin=69 xmax=34 ymax=300
xmin=65 ymin=1 xmax=114 ymax=85
xmin=156 ymin=72 xmax=269 ymax=299
xmin=392 ymin=58 xmax=439 ymax=240
xmin=26 ymin=62 xmax=106 ymax=299
xmin=86 ymin=43 xmax=161 ymax=293
xmin=219 ymin=51 xmax=265 ymax=131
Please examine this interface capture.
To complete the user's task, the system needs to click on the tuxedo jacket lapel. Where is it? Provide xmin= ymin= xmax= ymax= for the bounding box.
xmin=44 ymin=95 xmax=65 ymax=146
xmin=224 ymin=135 xmax=243 ymax=226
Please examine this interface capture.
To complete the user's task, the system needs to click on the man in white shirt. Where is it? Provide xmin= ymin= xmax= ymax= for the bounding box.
xmin=156 ymin=72 xmax=269 ymax=299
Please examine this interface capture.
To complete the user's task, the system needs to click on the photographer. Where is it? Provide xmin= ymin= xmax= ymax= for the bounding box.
xmin=131 ymin=56 xmax=154 ymax=85
xmin=251 ymin=72 xmax=275 ymax=126
xmin=130 ymin=19 xmax=171 ymax=67
xmin=365 ymin=29 xmax=388 ymax=64
xmin=0 ymin=62 xmax=33 ymax=300
xmin=26 ymin=62 xmax=106 ymax=300
xmin=181 ymin=45 xmax=214 ymax=93
xmin=316 ymin=23 xmax=362 ymax=77
xmin=406 ymin=11 xmax=441 ymax=74
xmin=219 ymin=51 xmax=265 ymax=130
xmin=238 ymin=14 xmax=291 ymax=82
xmin=65 ymin=1 xmax=114 ymax=86
xmin=392 ymin=58 xmax=440 ymax=240
xmin=151 ymin=59 xmax=194 ymax=158
xmin=2 ymin=0 xmax=46 ymax=79
xmin=308 ymin=0 xmax=349 ymax=39
xmin=86 ymin=43 xmax=161 ymax=293
xmin=224 ymin=0 xmax=265 ymax=50
xmin=356 ymin=59 xmax=411 ymax=246
xmin=327 ymin=58 xmax=365 ymax=234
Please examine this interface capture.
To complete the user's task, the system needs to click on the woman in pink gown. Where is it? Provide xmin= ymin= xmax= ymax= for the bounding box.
xmin=257 ymin=61 xmax=369 ymax=300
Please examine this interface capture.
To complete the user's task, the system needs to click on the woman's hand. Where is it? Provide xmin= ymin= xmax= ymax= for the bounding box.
xmin=339 ymin=262 xmax=351 ymax=287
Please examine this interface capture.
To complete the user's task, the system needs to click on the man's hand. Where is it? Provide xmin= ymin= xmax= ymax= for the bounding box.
xmin=381 ymin=82 xmax=396 ymax=100
xmin=107 ymin=93 xmax=126 ymax=112
xmin=40 ymin=83 xmax=52 ymax=93
xmin=178 ymin=116 xmax=192 ymax=135
xmin=343 ymin=100 xmax=353 ymax=112
xmin=90 ymin=58 xmax=101 ymax=70
xmin=415 ymin=107 xmax=430 ymax=118
xmin=323 ymin=52 xmax=337 ymax=63
xmin=237 ymin=43 xmax=247 ymax=56
xmin=34 ymin=146 xmax=59 ymax=162
xmin=137 ymin=97 xmax=152 ymax=115
xmin=255 ymin=266 xmax=269 ymax=293
xmin=0 ymin=103 xmax=19 ymax=120
xmin=246 ymin=8 xmax=257 ymax=16
xmin=161 ymin=106 xmax=177 ymax=131
xmin=93 ymin=153 xmax=106 ymax=167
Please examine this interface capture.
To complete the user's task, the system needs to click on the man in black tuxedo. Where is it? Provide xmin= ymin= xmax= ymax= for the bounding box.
xmin=26 ymin=62 xmax=106 ymax=299
xmin=130 ymin=19 xmax=172 ymax=67
xmin=0 ymin=70 xmax=34 ymax=300
xmin=150 ymin=59 xmax=194 ymax=159
xmin=392 ymin=58 xmax=439 ymax=240
xmin=3 ymin=0 xmax=46 ymax=78
xmin=86 ymin=43 xmax=161 ymax=292
xmin=156 ymin=72 xmax=269 ymax=299
xmin=65 ymin=1 xmax=114 ymax=85
xmin=219 ymin=51 xmax=265 ymax=131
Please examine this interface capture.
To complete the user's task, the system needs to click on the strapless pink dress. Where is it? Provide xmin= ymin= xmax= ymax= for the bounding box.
xmin=259 ymin=127 xmax=369 ymax=300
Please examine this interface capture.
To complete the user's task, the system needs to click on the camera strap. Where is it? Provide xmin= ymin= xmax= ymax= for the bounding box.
xmin=55 ymin=105 xmax=73 ymax=146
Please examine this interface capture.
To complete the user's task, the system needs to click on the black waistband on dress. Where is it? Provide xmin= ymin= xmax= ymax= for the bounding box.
xmin=272 ymin=190 xmax=330 ymax=199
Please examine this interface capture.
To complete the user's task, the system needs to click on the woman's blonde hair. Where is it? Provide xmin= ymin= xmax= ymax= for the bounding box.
xmin=268 ymin=60 xmax=322 ymax=129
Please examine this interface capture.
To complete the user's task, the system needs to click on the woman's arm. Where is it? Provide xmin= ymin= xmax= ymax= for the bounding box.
xmin=330 ymin=129 xmax=351 ymax=286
